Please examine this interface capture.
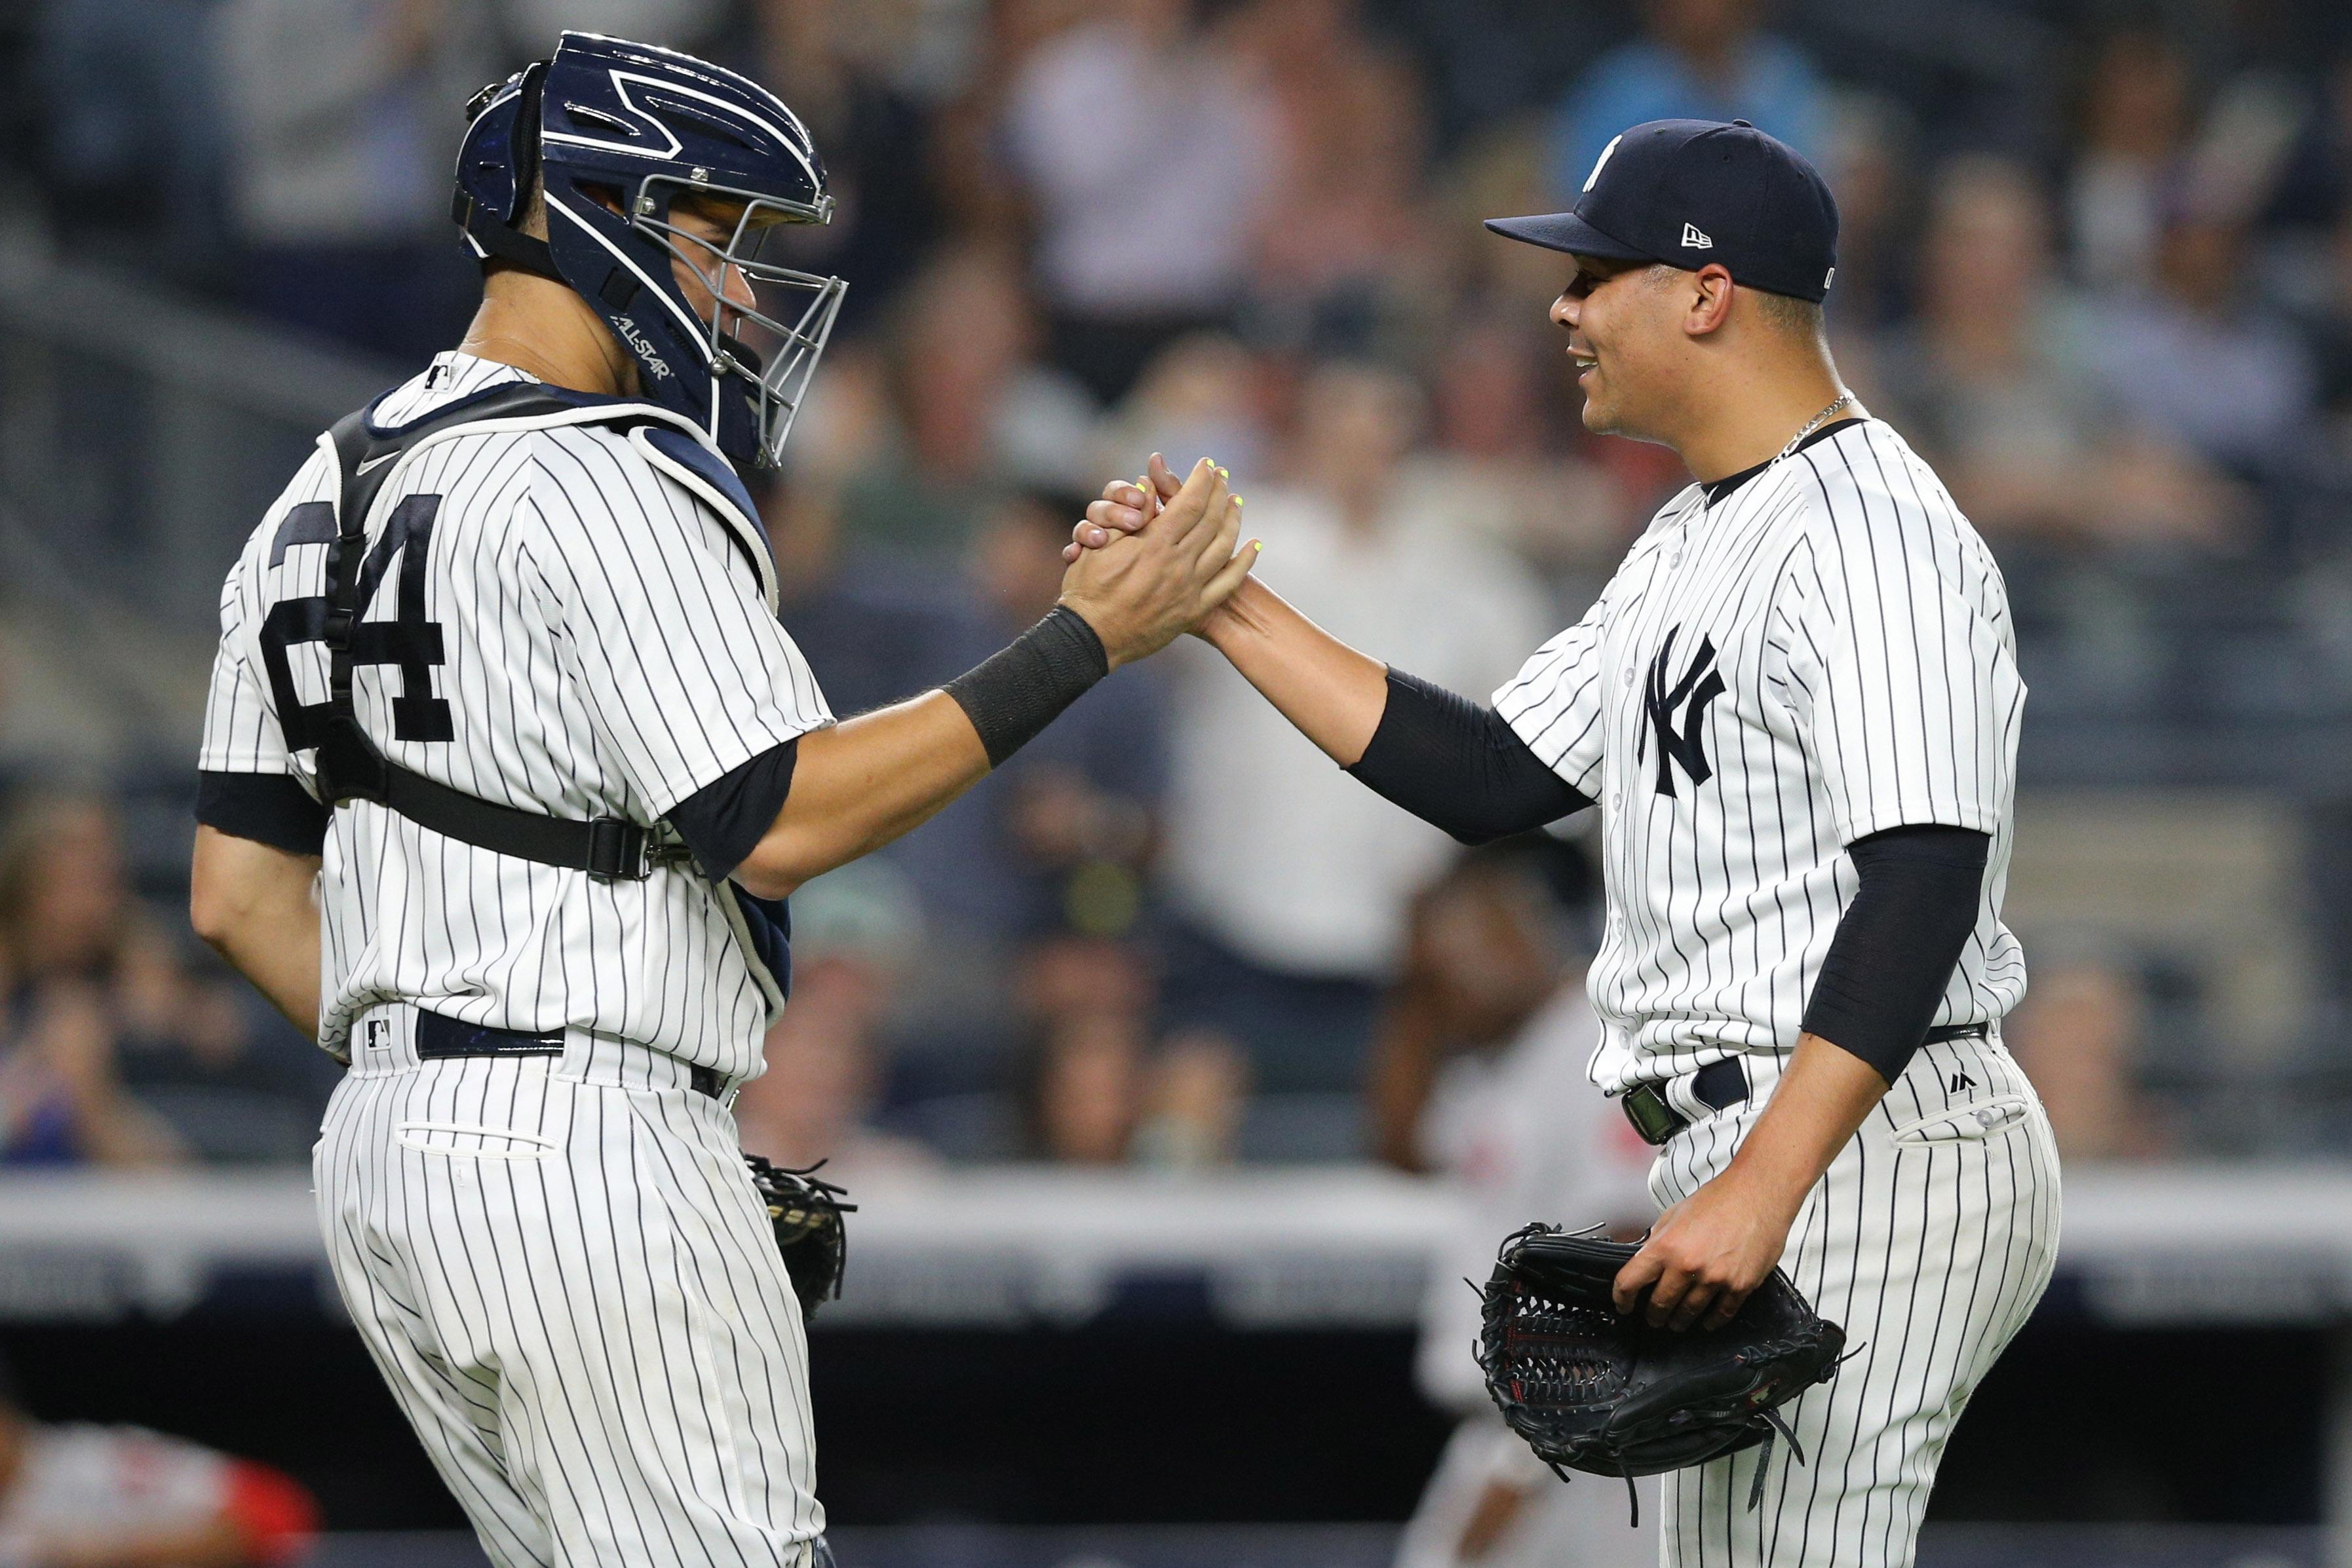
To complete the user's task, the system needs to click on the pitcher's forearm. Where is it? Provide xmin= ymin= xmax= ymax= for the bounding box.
xmin=1724 ymin=1031 xmax=1891 ymax=1214
xmin=737 ymin=693 xmax=991 ymax=897
xmin=1199 ymin=579 xmax=1391 ymax=765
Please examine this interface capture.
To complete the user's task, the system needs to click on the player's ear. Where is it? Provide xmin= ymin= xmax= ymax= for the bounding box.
xmin=1685 ymin=265 xmax=1735 ymax=339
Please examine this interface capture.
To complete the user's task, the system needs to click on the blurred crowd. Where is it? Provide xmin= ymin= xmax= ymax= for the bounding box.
xmin=5 ymin=0 xmax=2352 ymax=1168
xmin=0 ymin=793 xmax=336 ymax=1168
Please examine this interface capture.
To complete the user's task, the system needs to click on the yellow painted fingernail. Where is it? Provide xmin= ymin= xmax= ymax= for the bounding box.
xmin=1233 ymin=495 xmax=1244 ymax=507
xmin=1216 ymin=466 xmax=1229 ymax=478
xmin=1249 ymin=538 xmax=1263 ymax=552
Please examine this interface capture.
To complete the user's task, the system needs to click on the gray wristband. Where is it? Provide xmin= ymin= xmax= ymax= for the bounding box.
xmin=942 ymin=605 xmax=1110 ymax=767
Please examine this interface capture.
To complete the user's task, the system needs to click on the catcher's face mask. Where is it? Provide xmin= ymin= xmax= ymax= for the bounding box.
xmin=634 ymin=177 xmax=847 ymax=470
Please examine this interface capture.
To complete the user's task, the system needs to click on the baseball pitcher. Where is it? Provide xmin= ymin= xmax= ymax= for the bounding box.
xmin=1074 ymin=119 xmax=2060 ymax=1568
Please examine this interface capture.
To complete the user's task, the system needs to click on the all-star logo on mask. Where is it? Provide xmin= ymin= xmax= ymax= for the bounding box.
xmin=613 ymin=316 xmax=674 ymax=379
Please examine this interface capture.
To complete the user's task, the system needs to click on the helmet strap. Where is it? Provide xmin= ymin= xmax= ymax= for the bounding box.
xmin=455 ymin=195 xmax=562 ymax=281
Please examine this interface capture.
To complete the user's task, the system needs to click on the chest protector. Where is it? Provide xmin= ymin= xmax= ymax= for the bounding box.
xmin=307 ymin=380 xmax=792 ymax=1002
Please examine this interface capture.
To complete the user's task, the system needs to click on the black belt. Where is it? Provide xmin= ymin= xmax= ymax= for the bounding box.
xmin=1619 ymin=1024 xmax=1989 ymax=1146
xmin=412 ymin=1009 xmax=725 ymax=1100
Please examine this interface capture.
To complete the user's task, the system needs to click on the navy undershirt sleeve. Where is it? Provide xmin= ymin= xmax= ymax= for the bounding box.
xmin=668 ymin=737 xmax=800 ymax=882
xmin=1800 ymin=824 xmax=1992 ymax=1083
xmin=1343 ymin=669 xmax=1592 ymax=845
xmin=195 ymin=771 xmax=329 ymax=856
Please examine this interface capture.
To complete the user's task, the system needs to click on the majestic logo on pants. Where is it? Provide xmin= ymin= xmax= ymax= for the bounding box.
xmin=1639 ymin=625 xmax=1725 ymax=797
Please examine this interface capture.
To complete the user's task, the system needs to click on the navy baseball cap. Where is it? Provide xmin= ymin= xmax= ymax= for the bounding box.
xmin=1487 ymin=119 xmax=1840 ymax=303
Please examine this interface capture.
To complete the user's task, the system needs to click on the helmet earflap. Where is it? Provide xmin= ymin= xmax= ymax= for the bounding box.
xmin=456 ymin=61 xmax=547 ymax=225
xmin=453 ymin=62 xmax=560 ymax=278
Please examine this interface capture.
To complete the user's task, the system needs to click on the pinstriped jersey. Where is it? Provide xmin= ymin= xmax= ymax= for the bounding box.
xmin=199 ymin=352 xmax=833 ymax=1077
xmin=1494 ymin=419 xmax=2026 ymax=1094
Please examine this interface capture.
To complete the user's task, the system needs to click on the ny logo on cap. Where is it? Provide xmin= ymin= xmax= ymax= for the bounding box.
xmin=1583 ymin=134 xmax=1623 ymax=193
xmin=1681 ymin=223 xmax=1714 ymax=250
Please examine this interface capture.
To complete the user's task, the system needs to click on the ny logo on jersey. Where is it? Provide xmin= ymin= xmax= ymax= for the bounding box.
xmin=1638 ymin=625 xmax=1726 ymax=797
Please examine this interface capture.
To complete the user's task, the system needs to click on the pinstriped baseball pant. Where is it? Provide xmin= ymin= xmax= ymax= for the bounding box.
xmin=314 ymin=1006 xmax=829 ymax=1568
xmin=1649 ymin=1033 xmax=2062 ymax=1568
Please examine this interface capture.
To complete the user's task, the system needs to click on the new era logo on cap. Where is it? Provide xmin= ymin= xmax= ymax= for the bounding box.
xmin=1682 ymin=223 xmax=1714 ymax=250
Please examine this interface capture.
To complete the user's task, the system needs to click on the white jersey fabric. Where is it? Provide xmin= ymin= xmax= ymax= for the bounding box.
xmin=199 ymin=351 xmax=832 ymax=1080
xmin=1492 ymin=419 xmax=2028 ymax=1094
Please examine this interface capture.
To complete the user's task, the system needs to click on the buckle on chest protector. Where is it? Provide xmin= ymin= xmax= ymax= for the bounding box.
xmin=585 ymin=818 xmax=651 ymax=881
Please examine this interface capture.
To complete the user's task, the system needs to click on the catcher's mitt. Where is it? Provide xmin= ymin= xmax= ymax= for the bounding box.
xmin=744 ymin=1155 xmax=855 ymax=1320
xmin=1476 ymin=1223 xmax=1846 ymax=1521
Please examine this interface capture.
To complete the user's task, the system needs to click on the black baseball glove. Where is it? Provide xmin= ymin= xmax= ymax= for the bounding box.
xmin=1476 ymin=1223 xmax=1847 ymax=1521
xmin=744 ymin=1155 xmax=855 ymax=1320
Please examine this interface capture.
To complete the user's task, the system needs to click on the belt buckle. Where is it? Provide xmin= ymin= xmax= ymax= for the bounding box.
xmin=1620 ymin=1082 xmax=1680 ymax=1146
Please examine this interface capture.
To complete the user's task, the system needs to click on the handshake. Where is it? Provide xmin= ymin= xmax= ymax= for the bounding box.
xmin=1053 ymin=452 xmax=1262 ymax=670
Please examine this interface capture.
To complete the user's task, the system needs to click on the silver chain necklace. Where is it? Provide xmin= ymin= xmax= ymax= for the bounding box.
xmin=1774 ymin=392 xmax=1856 ymax=463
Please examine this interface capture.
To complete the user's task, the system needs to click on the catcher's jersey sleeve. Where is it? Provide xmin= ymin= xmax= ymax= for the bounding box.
xmin=199 ymin=562 xmax=295 ymax=777
xmin=518 ymin=429 xmax=832 ymax=819
xmin=1770 ymin=440 xmax=2024 ymax=845
xmin=197 ymin=461 xmax=332 ymax=853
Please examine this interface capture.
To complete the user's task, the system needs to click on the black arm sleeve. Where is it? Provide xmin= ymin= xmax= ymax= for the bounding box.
xmin=195 ymin=771 xmax=329 ymax=856
xmin=668 ymin=738 xmax=801 ymax=883
xmin=1342 ymin=670 xmax=1593 ymax=845
xmin=942 ymin=605 xmax=1109 ymax=768
xmin=1800 ymin=824 xmax=1992 ymax=1083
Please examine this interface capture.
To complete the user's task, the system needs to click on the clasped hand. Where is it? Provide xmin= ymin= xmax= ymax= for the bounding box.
xmin=1058 ymin=455 xmax=1259 ymax=667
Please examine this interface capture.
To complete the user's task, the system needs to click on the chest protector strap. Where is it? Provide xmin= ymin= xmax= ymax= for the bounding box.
xmin=313 ymin=384 xmax=673 ymax=881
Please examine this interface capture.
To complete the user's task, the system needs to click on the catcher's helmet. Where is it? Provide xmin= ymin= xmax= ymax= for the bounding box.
xmin=453 ymin=32 xmax=846 ymax=468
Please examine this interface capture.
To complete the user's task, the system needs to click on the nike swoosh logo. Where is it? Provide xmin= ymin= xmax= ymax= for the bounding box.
xmin=356 ymin=451 xmax=398 ymax=475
